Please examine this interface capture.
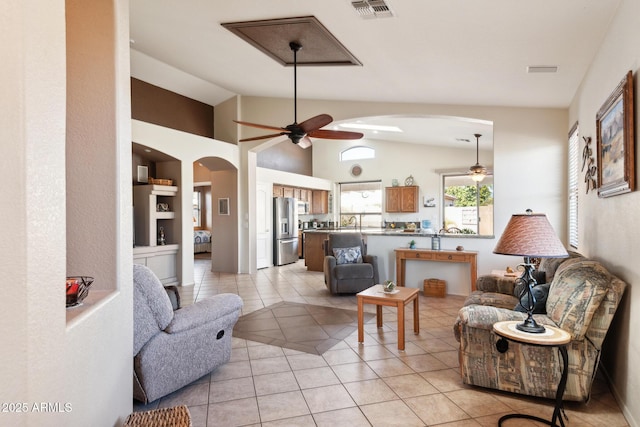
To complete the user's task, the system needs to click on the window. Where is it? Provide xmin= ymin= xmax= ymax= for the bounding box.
xmin=442 ymin=173 xmax=494 ymax=235
xmin=340 ymin=146 xmax=375 ymax=162
xmin=339 ymin=181 xmax=382 ymax=229
xmin=193 ymin=190 xmax=202 ymax=227
xmin=568 ymin=122 xmax=579 ymax=249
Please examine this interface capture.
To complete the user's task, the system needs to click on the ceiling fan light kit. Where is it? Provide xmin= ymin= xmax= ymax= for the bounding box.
xmin=469 ymin=133 xmax=487 ymax=182
xmin=233 ymin=41 xmax=363 ymax=148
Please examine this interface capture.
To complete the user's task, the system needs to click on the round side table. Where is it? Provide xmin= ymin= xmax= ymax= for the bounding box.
xmin=493 ymin=320 xmax=571 ymax=427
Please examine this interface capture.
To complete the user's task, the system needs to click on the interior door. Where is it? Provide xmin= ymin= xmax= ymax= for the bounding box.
xmin=256 ymin=182 xmax=271 ymax=269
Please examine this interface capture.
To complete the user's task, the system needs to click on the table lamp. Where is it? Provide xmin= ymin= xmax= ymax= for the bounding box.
xmin=493 ymin=210 xmax=568 ymax=333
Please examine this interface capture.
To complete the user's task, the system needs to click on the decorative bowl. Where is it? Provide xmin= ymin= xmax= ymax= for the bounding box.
xmin=66 ymin=276 xmax=94 ymax=307
xmin=383 ymin=280 xmax=397 ymax=293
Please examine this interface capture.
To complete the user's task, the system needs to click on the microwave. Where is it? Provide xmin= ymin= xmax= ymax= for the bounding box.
xmin=297 ymin=201 xmax=309 ymax=214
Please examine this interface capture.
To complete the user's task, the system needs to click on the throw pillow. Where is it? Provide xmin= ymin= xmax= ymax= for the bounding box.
xmin=333 ymin=246 xmax=363 ymax=265
xmin=545 ymin=260 xmax=609 ymax=340
xmin=514 ymin=283 xmax=550 ymax=314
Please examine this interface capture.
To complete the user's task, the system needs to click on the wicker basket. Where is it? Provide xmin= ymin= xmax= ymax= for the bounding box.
xmin=423 ymin=278 xmax=446 ymax=297
xmin=124 ymin=405 xmax=192 ymax=427
xmin=149 ymin=178 xmax=174 ymax=186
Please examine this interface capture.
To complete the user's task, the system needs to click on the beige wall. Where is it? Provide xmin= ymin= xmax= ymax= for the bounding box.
xmin=211 ymin=170 xmax=239 ymax=272
xmin=569 ymin=0 xmax=639 ymax=424
xmin=1 ymin=0 xmax=133 ymax=426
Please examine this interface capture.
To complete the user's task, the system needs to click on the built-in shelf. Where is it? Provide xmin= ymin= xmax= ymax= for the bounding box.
xmin=133 ymin=184 xmax=180 ymax=285
xmin=156 ymin=211 xmax=176 ymax=219
xmin=65 ymin=289 xmax=117 ymax=326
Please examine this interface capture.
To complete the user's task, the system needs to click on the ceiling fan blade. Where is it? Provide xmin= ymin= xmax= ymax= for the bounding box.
xmin=297 ymin=136 xmax=313 ymax=149
xmin=239 ymin=133 xmax=286 ymax=142
xmin=298 ymin=114 xmax=333 ymax=133
xmin=234 ymin=120 xmax=287 ymax=132
xmin=307 ymin=129 xmax=364 ymax=140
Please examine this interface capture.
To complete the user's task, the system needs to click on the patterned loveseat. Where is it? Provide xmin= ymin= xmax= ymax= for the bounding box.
xmin=454 ymin=255 xmax=626 ymax=402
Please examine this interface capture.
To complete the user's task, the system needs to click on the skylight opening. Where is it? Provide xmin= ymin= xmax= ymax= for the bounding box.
xmin=339 ymin=123 xmax=402 ymax=132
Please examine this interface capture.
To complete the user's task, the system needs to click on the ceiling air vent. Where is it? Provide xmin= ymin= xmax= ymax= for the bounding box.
xmin=351 ymin=0 xmax=394 ymax=19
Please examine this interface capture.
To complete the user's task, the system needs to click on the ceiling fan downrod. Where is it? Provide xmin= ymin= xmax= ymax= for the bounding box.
xmin=289 ymin=41 xmax=302 ymax=125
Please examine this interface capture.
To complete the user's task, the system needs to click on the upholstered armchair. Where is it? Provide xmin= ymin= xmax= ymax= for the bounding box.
xmin=323 ymin=232 xmax=380 ymax=294
xmin=133 ymin=264 xmax=243 ymax=403
xmin=454 ymin=257 xmax=626 ymax=402
xmin=466 ymin=251 xmax=584 ymax=310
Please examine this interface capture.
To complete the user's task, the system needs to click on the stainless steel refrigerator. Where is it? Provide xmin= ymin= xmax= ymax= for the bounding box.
xmin=273 ymin=197 xmax=299 ymax=266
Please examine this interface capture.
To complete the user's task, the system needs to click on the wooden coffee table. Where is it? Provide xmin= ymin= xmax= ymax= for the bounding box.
xmin=356 ymin=284 xmax=419 ymax=350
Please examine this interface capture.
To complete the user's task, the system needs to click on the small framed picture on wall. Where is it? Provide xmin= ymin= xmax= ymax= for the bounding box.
xmin=137 ymin=165 xmax=148 ymax=183
xmin=218 ymin=198 xmax=230 ymax=215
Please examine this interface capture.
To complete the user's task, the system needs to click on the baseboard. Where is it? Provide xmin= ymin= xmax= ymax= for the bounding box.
xmin=600 ymin=365 xmax=638 ymax=427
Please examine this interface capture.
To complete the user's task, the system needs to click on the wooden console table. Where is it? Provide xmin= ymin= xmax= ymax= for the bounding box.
xmin=394 ymin=248 xmax=478 ymax=292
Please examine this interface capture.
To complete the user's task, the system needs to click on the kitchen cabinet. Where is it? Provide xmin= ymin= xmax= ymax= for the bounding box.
xmin=272 ymin=185 xmax=326 ymax=211
xmin=304 ymin=231 xmax=328 ymax=272
xmin=283 ymin=186 xmax=294 ymax=198
xmin=273 ymin=185 xmax=285 ymax=197
xmin=311 ymin=190 xmax=329 ymax=214
xmin=385 ymin=186 xmax=419 ymax=213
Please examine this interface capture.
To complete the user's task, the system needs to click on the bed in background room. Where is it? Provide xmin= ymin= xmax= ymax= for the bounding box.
xmin=193 ymin=229 xmax=211 ymax=253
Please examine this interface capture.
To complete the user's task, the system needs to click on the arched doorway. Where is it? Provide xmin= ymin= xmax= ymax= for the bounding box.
xmin=195 ymin=156 xmax=238 ymax=273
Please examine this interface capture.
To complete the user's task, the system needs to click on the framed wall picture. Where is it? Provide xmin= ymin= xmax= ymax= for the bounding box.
xmin=137 ymin=165 xmax=148 ymax=183
xmin=218 ymin=198 xmax=230 ymax=215
xmin=596 ymin=70 xmax=635 ymax=198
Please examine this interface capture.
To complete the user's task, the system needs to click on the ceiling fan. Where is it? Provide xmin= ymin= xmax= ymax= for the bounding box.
xmin=233 ymin=41 xmax=364 ymax=149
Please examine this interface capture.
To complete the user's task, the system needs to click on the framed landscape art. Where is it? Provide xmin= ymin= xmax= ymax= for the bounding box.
xmin=596 ymin=70 xmax=635 ymax=198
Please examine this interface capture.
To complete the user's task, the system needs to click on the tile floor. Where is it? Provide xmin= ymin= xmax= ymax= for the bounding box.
xmin=133 ymin=258 xmax=630 ymax=427
xmin=233 ymin=301 xmax=375 ymax=355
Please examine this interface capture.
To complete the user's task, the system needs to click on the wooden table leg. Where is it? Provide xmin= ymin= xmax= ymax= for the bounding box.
xmin=376 ymin=305 xmax=383 ymax=328
xmin=413 ymin=295 xmax=419 ymax=334
xmin=357 ymin=296 xmax=364 ymax=343
xmin=397 ymin=301 xmax=405 ymax=350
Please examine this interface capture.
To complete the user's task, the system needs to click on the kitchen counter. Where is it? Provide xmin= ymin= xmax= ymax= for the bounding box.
xmin=302 ymin=228 xmax=433 ymax=237
xmin=303 ymin=228 xmax=434 ymax=272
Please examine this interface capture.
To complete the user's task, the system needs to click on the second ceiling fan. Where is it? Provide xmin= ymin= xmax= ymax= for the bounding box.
xmin=234 ymin=42 xmax=363 ymax=148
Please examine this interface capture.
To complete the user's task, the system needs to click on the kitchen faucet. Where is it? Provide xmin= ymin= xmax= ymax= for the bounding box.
xmin=347 ymin=215 xmax=362 ymax=231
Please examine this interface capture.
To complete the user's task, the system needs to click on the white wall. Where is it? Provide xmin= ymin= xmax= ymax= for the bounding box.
xmin=1 ymin=1 xmax=133 ymax=426
xmin=569 ymin=0 xmax=639 ymax=424
xmin=234 ymin=97 xmax=568 ymax=278
xmin=311 ymin=104 xmax=568 ymax=283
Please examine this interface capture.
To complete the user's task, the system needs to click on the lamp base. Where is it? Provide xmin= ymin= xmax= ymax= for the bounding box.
xmin=516 ymin=318 xmax=546 ymax=334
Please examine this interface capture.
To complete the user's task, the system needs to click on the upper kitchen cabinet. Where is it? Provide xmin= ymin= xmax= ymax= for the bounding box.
xmin=311 ymin=190 xmax=329 ymax=214
xmin=385 ymin=186 xmax=419 ymax=213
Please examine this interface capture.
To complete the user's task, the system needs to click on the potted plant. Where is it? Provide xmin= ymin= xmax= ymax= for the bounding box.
xmin=409 ymin=240 xmax=416 ymax=249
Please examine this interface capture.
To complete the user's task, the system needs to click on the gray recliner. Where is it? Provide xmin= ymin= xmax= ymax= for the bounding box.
xmin=323 ymin=232 xmax=380 ymax=294
xmin=133 ymin=264 xmax=243 ymax=403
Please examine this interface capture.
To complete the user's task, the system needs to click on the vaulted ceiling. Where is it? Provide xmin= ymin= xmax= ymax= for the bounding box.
xmin=129 ymin=1 xmax=621 ymax=146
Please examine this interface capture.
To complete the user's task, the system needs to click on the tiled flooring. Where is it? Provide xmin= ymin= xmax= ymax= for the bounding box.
xmin=234 ymin=301 xmax=375 ymax=355
xmin=133 ymin=258 xmax=629 ymax=427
